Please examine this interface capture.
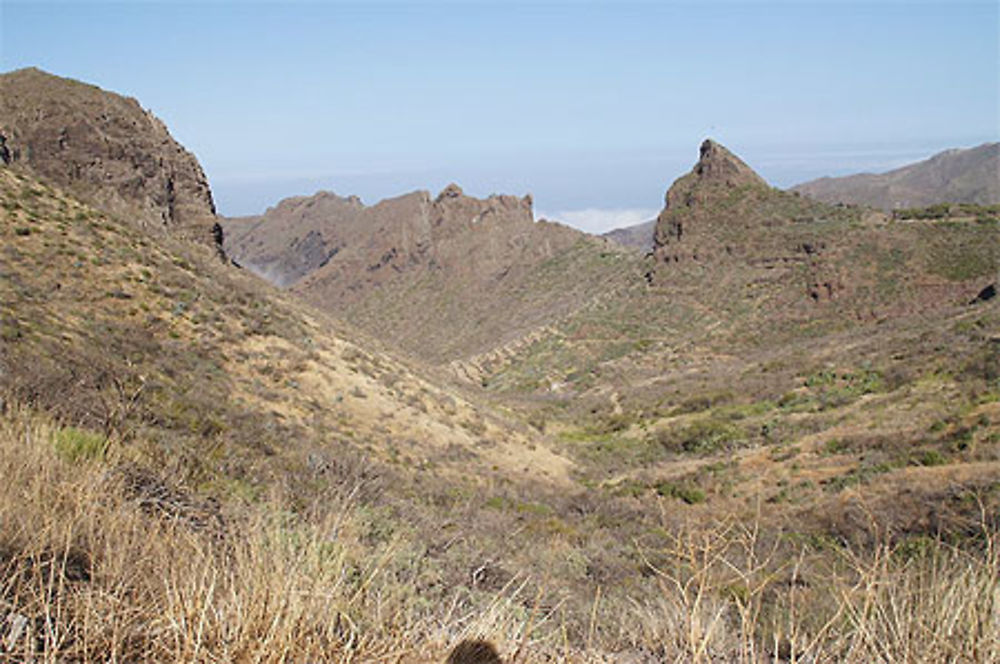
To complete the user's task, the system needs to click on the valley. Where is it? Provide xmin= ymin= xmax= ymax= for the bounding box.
xmin=1 ymin=68 xmax=998 ymax=663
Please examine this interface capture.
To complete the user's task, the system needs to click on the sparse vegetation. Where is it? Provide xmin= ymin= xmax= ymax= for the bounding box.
xmin=2 ymin=100 xmax=998 ymax=662
xmin=894 ymin=202 xmax=1000 ymax=221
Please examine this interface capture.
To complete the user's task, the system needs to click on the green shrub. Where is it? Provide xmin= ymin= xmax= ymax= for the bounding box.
xmin=54 ymin=426 xmax=107 ymax=462
xmin=917 ymin=449 xmax=947 ymax=467
xmin=654 ymin=480 xmax=706 ymax=504
xmin=822 ymin=438 xmax=852 ymax=455
xmin=655 ymin=418 xmax=743 ymax=455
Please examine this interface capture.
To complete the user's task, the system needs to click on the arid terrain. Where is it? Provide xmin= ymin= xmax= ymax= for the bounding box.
xmin=791 ymin=142 xmax=1000 ymax=211
xmin=2 ymin=68 xmax=998 ymax=662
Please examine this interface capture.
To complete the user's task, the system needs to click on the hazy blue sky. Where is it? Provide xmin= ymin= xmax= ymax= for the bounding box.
xmin=2 ymin=1 xmax=997 ymax=232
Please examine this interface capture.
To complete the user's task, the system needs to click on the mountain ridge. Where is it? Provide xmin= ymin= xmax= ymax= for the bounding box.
xmin=791 ymin=142 xmax=1000 ymax=209
xmin=223 ymin=182 xmax=638 ymax=362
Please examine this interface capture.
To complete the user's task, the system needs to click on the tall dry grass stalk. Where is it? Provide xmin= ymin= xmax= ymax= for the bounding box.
xmin=630 ymin=513 xmax=999 ymax=663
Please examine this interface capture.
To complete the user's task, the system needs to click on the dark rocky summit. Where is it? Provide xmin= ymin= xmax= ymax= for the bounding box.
xmin=652 ymin=138 xmax=791 ymax=266
xmin=0 ymin=67 xmax=218 ymax=248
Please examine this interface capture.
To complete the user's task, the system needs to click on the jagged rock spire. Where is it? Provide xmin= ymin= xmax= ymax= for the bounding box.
xmin=692 ymin=139 xmax=767 ymax=188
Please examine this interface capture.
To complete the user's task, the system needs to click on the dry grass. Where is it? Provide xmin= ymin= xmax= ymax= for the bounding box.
xmin=0 ymin=406 xmax=539 ymax=663
xmin=2 ymin=404 xmax=997 ymax=663
xmin=627 ymin=513 xmax=999 ymax=663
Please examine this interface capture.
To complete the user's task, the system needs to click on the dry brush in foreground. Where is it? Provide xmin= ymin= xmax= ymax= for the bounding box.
xmin=1 ymin=404 xmax=997 ymax=662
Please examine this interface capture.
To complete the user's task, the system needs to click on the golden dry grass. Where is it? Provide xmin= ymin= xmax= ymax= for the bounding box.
xmin=0 ymin=406 xmax=538 ymax=663
xmin=2 ymin=404 xmax=997 ymax=663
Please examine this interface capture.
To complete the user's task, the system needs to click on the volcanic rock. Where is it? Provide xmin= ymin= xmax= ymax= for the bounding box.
xmin=0 ymin=68 xmax=217 ymax=248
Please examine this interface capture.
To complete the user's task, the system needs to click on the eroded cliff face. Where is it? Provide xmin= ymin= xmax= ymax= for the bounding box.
xmin=224 ymin=182 xmax=544 ymax=294
xmin=0 ymin=67 xmax=217 ymax=248
xmin=222 ymin=182 xmax=633 ymax=361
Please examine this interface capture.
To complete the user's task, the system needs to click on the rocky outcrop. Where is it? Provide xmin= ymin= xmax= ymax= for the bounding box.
xmin=649 ymin=140 xmax=859 ymax=305
xmin=0 ymin=68 xmax=217 ymax=248
xmin=224 ymin=183 xmax=539 ymax=291
xmin=288 ymin=184 xmax=543 ymax=297
xmin=223 ymin=183 xmax=632 ymax=361
xmin=223 ymin=191 xmax=366 ymax=286
xmin=647 ymin=140 xmax=993 ymax=321
xmin=652 ymin=139 xmax=774 ymax=261
xmin=650 ymin=139 xmax=863 ymax=269
xmin=687 ymin=139 xmax=767 ymax=189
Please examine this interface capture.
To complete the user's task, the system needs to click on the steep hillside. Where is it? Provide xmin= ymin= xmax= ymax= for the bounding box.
xmin=0 ymin=168 xmax=604 ymax=662
xmin=224 ymin=184 xmax=640 ymax=362
xmin=792 ymin=142 xmax=1000 ymax=210
xmin=0 ymin=68 xmax=218 ymax=248
xmin=0 ymin=168 xmax=570 ymax=489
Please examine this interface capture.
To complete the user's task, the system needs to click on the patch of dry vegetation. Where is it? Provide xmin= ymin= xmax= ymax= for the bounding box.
xmin=3 ymin=165 xmax=999 ymax=662
xmin=2 ymin=405 xmax=997 ymax=662
xmin=0 ymin=406 xmax=547 ymax=662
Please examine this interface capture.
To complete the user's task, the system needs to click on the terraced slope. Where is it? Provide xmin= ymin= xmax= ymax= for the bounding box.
xmin=471 ymin=141 xmax=999 ymax=539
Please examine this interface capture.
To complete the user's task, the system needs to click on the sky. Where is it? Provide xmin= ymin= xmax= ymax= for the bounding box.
xmin=1 ymin=1 xmax=997 ymax=233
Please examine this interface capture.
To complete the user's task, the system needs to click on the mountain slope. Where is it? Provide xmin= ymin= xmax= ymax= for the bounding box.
xmin=224 ymin=184 xmax=640 ymax=362
xmin=475 ymin=141 xmax=998 ymax=521
xmin=2 ymin=71 xmax=997 ymax=662
xmin=601 ymin=218 xmax=656 ymax=251
xmin=0 ymin=168 xmax=570 ymax=488
xmin=0 ymin=67 xmax=218 ymax=248
xmin=792 ymin=142 xmax=1000 ymax=210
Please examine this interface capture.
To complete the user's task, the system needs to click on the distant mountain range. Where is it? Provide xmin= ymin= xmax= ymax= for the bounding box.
xmin=791 ymin=142 xmax=1000 ymax=210
xmin=601 ymin=218 xmax=656 ymax=252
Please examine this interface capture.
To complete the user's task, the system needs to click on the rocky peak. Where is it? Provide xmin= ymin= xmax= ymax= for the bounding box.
xmin=693 ymin=139 xmax=767 ymax=188
xmin=429 ymin=184 xmax=534 ymax=229
xmin=650 ymin=139 xmax=861 ymax=285
xmin=0 ymin=68 xmax=218 ymax=250
xmin=436 ymin=183 xmax=464 ymax=202
xmin=654 ymin=140 xmax=768 ymax=250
